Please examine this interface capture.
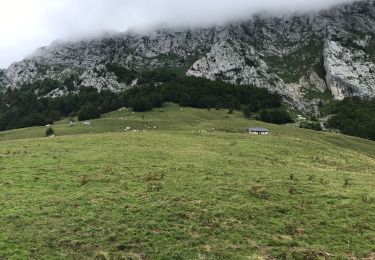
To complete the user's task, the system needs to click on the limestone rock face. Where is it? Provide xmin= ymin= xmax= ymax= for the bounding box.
xmin=324 ymin=40 xmax=375 ymax=100
xmin=2 ymin=0 xmax=375 ymax=113
xmin=187 ymin=40 xmax=278 ymax=90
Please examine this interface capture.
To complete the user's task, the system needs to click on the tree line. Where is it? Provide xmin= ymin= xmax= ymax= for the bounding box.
xmin=125 ymin=69 xmax=283 ymax=112
xmin=0 ymin=68 xmax=290 ymax=132
xmin=0 ymin=87 xmax=121 ymax=131
xmin=3 ymin=68 xmax=373 ymax=141
xmin=326 ymin=97 xmax=375 ymax=141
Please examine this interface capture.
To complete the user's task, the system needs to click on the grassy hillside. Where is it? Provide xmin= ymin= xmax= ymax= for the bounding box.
xmin=0 ymin=104 xmax=374 ymax=259
xmin=0 ymin=103 xmax=282 ymax=141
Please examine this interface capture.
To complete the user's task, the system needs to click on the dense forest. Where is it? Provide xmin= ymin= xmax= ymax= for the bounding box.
xmin=0 ymin=69 xmax=285 ymax=131
xmin=326 ymin=97 xmax=375 ymax=141
xmin=0 ymin=87 xmax=121 ymax=131
xmin=125 ymin=70 xmax=283 ymax=112
xmin=1 ymin=68 xmax=374 ymax=141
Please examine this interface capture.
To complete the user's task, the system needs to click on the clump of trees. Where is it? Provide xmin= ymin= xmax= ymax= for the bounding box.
xmin=258 ymin=108 xmax=293 ymax=125
xmin=299 ymin=121 xmax=323 ymax=131
xmin=326 ymin=97 xmax=375 ymax=140
xmin=106 ymin=63 xmax=137 ymax=84
xmin=78 ymin=104 xmax=100 ymax=121
xmin=0 ymin=86 xmax=122 ymax=131
xmin=124 ymin=69 xmax=283 ymax=113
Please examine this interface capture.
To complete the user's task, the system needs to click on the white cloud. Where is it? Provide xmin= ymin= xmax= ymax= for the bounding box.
xmin=0 ymin=0 xmax=355 ymax=68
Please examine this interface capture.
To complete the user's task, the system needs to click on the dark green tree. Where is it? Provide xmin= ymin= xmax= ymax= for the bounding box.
xmin=45 ymin=127 xmax=55 ymax=137
xmin=259 ymin=109 xmax=293 ymax=125
xmin=131 ymin=97 xmax=152 ymax=112
xmin=78 ymin=104 xmax=100 ymax=121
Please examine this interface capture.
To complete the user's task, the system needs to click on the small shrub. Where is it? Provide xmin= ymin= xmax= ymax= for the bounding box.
xmin=45 ymin=127 xmax=55 ymax=137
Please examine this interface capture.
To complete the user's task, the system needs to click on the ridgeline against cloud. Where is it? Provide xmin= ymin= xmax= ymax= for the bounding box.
xmin=0 ymin=0 xmax=356 ymax=68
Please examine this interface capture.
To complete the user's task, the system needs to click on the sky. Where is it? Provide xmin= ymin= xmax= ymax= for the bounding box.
xmin=0 ymin=0 xmax=355 ymax=68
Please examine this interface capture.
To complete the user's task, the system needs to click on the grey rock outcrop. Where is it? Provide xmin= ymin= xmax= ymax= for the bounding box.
xmin=2 ymin=0 xmax=375 ymax=113
xmin=324 ymin=40 xmax=375 ymax=99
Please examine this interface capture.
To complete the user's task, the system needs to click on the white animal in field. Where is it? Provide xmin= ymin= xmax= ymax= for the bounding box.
xmin=45 ymin=124 xmax=51 ymax=127
xmin=82 ymin=122 xmax=91 ymax=127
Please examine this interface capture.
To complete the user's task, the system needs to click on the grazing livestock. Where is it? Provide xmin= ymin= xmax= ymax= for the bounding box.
xmin=82 ymin=122 xmax=91 ymax=127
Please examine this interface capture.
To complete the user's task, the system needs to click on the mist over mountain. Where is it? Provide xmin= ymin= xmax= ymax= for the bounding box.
xmin=0 ymin=0 xmax=374 ymax=116
xmin=0 ymin=0 xmax=356 ymax=68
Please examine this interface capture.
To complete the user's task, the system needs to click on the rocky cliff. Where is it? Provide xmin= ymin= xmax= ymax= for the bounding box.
xmin=1 ymin=0 xmax=375 ymax=114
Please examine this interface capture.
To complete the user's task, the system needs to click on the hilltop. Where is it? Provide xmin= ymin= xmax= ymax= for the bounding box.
xmin=0 ymin=105 xmax=374 ymax=259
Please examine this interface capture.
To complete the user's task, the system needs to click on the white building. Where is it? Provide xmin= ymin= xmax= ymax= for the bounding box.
xmin=246 ymin=128 xmax=270 ymax=135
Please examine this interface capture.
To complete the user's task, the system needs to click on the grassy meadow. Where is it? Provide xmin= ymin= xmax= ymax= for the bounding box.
xmin=0 ymin=104 xmax=374 ymax=259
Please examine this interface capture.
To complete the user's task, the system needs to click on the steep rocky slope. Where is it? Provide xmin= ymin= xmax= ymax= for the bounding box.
xmin=1 ymin=0 xmax=375 ymax=114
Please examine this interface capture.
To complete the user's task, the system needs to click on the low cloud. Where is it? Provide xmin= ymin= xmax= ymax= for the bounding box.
xmin=0 ymin=0 xmax=356 ymax=68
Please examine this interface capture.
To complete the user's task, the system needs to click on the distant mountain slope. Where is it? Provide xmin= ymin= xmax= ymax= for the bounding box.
xmin=1 ymin=0 xmax=375 ymax=113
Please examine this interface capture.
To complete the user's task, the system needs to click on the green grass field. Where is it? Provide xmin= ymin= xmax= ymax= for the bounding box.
xmin=0 ymin=104 xmax=374 ymax=259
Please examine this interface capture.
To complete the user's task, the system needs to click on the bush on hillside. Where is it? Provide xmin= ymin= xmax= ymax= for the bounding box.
xmin=258 ymin=108 xmax=293 ymax=125
xmin=45 ymin=127 xmax=55 ymax=137
xmin=78 ymin=104 xmax=100 ymax=121
xmin=326 ymin=97 xmax=375 ymax=140
xmin=299 ymin=121 xmax=323 ymax=131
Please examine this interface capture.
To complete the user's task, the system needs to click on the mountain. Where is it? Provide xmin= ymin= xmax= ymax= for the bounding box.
xmin=1 ymin=0 xmax=375 ymax=114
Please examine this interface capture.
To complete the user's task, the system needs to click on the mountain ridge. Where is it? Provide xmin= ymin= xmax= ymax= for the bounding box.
xmin=1 ymin=0 xmax=375 ymax=114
